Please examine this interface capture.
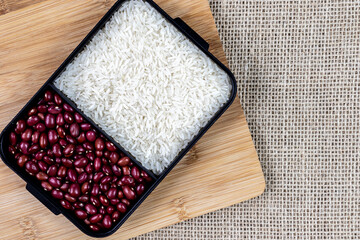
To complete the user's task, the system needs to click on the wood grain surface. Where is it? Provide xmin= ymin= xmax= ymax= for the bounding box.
xmin=0 ymin=0 xmax=265 ymax=239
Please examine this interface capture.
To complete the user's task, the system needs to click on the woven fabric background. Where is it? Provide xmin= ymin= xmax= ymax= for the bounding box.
xmin=135 ymin=1 xmax=360 ymax=239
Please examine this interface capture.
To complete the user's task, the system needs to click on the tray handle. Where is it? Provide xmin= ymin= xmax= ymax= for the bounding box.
xmin=26 ymin=184 xmax=61 ymax=215
xmin=173 ymin=17 xmax=210 ymax=50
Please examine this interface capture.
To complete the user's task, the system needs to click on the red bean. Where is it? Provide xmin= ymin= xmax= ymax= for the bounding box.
xmin=103 ymin=151 xmax=111 ymax=158
xmin=94 ymin=158 xmax=102 ymax=172
xmin=123 ymin=186 xmax=136 ymax=200
xmin=54 ymin=94 xmax=62 ymax=105
xmin=86 ymin=131 xmax=96 ymax=142
xmin=75 ymin=209 xmax=87 ymax=220
xmin=37 ymin=113 xmax=45 ymax=122
xmin=89 ymin=213 xmax=103 ymax=224
xmin=63 ymin=103 xmax=74 ymax=113
xmin=28 ymin=144 xmax=40 ymax=154
xmin=93 ymin=172 xmax=104 ymax=183
xmin=8 ymin=145 xmax=16 ymax=155
xmin=136 ymin=184 xmax=145 ymax=195
xmin=64 ymin=112 xmax=74 ymax=124
xmin=94 ymin=138 xmax=104 ymax=151
xmin=85 ymin=152 xmax=95 ymax=161
xmin=78 ymin=172 xmax=88 ymax=184
xmin=52 ymin=143 xmax=62 ymax=157
xmin=107 ymin=188 xmax=117 ymax=199
xmin=60 ymin=183 xmax=70 ymax=192
xmin=47 ymin=165 xmax=57 ymax=176
xmin=56 ymin=113 xmax=65 ymax=126
xmin=41 ymin=181 xmax=53 ymax=191
xmin=81 ymin=182 xmax=91 ymax=194
xmin=56 ymin=127 xmax=65 ymax=139
xmin=77 ymin=132 xmax=86 ymax=143
xmin=59 ymin=139 xmax=67 ymax=148
xmin=69 ymin=183 xmax=81 ymax=197
xmin=75 ymin=167 xmax=84 ymax=174
xmin=99 ymin=195 xmax=109 ymax=206
xmin=32 ymin=131 xmax=40 ymax=144
xmin=17 ymin=155 xmax=29 ymax=167
xmin=28 ymin=107 xmax=37 ymax=116
xmin=43 ymin=156 xmax=53 ymax=165
xmin=63 ymin=144 xmax=75 ymax=157
xmin=100 ymin=183 xmax=110 ymax=192
xmin=37 ymin=105 xmax=47 ymax=113
xmin=48 ymin=130 xmax=58 ymax=145
xmin=73 ymin=112 xmax=83 ymax=123
xmin=45 ymin=114 xmax=56 ymax=128
xmin=15 ymin=120 xmax=26 ymax=134
xmin=21 ymin=129 xmax=32 ymax=142
xmin=85 ymin=203 xmax=97 ymax=215
xmin=75 ymin=202 xmax=85 ymax=210
xmin=112 ymin=211 xmax=120 ymax=222
xmin=68 ymin=169 xmax=77 ymax=182
xmin=91 ymin=184 xmax=100 ymax=196
xmin=117 ymin=203 xmax=127 ymax=213
xmin=80 ymin=123 xmax=91 ymax=131
xmin=109 ymin=152 xmax=119 ymax=164
xmin=106 ymin=142 xmax=117 ymax=152
xmin=35 ymin=172 xmax=48 ymax=181
xmin=48 ymin=105 xmax=62 ymax=115
xmin=27 ymin=115 xmax=40 ymax=127
xmin=94 ymin=150 xmax=102 ymax=157
xmin=34 ymin=151 xmax=45 ymax=161
xmin=79 ymin=195 xmax=89 ymax=203
xmin=48 ymin=177 xmax=61 ymax=188
xmin=62 ymin=158 xmax=73 ymax=168
xmin=121 ymin=198 xmax=131 ymax=206
xmin=19 ymin=141 xmax=30 ymax=154
xmin=117 ymin=157 xmax=130 ymax=167
xmin=111 ymin=165 xmax=122 ymax=177
xmin=110 ymin=198 xmax=120 ymax=206
xmin=90 ymin=196 xmax=100 ymax=207
xmin=85 ymin=164 xmax=93 ymax=174
xmin=39 ymin=133 xmax=48 ymax=149
xmin=60 ymin=199 xmax=72 ymax=210
xmin=57 ymin=166 xmax=67 ymax=178
xmin=70 ymin=123 xmax=80 ymax=138
xmin=89 ymin=224 xmax=100 ymax=232
xmin=65 ymin=135 xmax=76 ymax=145
xmin=100 ymin=176 xmax=112 ymax=185
xmin=75 ymin=145 xmax=85 ymax=154
xmin=101 ymin=215 xmax=111 ymax=229
xmin=9 ymin=132 xmax=17 ymax=146
xmin=131 ymin=166 xmax=141 ymax=180
xmin=102 ymin=165 xmax=112 ymax=175
xmin=34 ymin=123 xmax=45 ymax=132
xmin=51 ymin=189 xmax=63 ymax=199
xmin=44 ymin=90 xmax=53 ymax=102
xmin=83 ymin=142 xmax=94 ymax=151
xmin=121 ymin=176 xmax=135 ymax=187
xmin=65 ymin=193 xmax=77 ymax=203
xmin=38 ymin=161 xmax=48 ymax=172
xmin=141 ymin=170 xmax=152 ymax=182
xmin=104 ymin=206 xmax=114 ymax=215
xmin=122 ymin=166 xmax=130 ymax=176
xmin=74 ymin=158 xmax=88 ymax=168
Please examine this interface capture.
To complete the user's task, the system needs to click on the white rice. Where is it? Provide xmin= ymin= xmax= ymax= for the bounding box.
xmin=54 ymin=0 xmax=232 ymax=174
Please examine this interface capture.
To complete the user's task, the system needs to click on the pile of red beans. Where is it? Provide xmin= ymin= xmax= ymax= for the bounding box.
xmin=8 ymin=90 xmax=152 ymax=231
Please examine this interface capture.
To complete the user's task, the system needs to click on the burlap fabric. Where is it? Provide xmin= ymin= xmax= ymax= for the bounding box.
xmin=135 ymin=1 xmax=360 ymax=239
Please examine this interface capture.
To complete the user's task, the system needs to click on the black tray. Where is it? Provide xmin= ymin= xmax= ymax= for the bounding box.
xmin=0 ymin=0 xmax=237 ymax=237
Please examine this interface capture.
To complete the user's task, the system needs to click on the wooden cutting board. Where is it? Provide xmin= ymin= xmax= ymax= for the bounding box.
xmin=0 ymin=0 xmax=265 ymax=239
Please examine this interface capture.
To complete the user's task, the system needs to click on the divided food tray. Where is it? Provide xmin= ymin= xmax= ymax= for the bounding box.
xmin=0 ymin=0 xmax=236 ymax=237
